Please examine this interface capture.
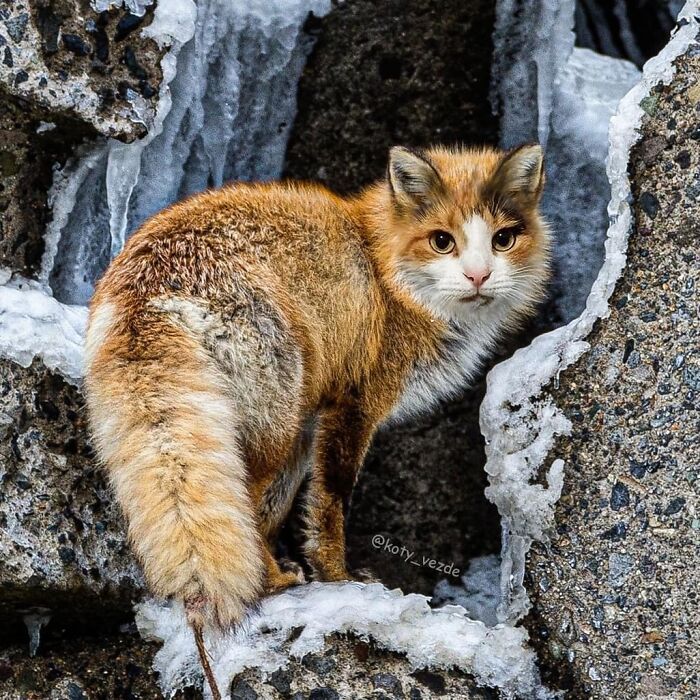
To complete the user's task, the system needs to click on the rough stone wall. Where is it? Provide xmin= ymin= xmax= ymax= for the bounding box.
xmin=524 ymin=48 xmax=700 ymax=699
xmin=0 ymin=0 xmax=164 ymax=276
xmin=0 ymin=0 xmax=163 ymax=141
xmin=0 ymin=361 xmax=142 ymax=639
xmin=0 ymin=632 xmax=495 ymax=699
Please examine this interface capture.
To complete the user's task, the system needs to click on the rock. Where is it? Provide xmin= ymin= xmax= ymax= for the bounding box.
xmin=0 ymin=0 xmax=169 ymax=634
xmin=0 ymin=0 xmax=165 ymax=142
xmin=0 ymin=0 xmax=168 ymax=276
xmin=221 ymin=635 xmax=496 ymax=700
xmin=0 ymin=631 xmax=498 ymax=699
xmin=284 ymin=0 xmax=502 ymax=594
xmin=575 ymin=0 xmax=682 ymax=66
xmin=0 ymin=360 xmax=143 ymax=634
xmin=285 ymin=0 xmax=498 ymax=192
xmin=524 ymin=50 xmax=700 ymax=698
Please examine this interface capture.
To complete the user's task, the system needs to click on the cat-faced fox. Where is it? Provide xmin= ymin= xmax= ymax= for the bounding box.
xmin=84 ymin=144 xmax=549 ymax=695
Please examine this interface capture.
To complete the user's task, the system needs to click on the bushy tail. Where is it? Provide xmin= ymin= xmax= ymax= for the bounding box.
xmin=85 ymin=306 xmax=265 ymax=696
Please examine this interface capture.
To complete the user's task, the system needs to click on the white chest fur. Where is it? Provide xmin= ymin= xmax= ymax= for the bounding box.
xmin=386 ymin=323 xmax=499 ymax=425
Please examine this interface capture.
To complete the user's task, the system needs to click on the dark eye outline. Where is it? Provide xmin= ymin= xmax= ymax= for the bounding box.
xmin=429 ymin=230 xmax=456 ymax=254
xmin=492 ymin=227 xmax=520 ymax=252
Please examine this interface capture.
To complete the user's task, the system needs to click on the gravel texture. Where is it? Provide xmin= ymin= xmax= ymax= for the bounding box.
xmin=0 ymin=0 xmax=164 ymax=142
xmin=0 ymin=631 xmax=494 ymax=699
xmin=524 ymin=47 xmax=700 ymax=699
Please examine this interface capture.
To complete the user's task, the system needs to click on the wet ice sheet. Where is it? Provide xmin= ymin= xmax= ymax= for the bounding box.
xmin=432 ymin=555 xmax=501 ymax=627
xmin=137 ymin=582 xmax=554 ymax=699
xmin=544 ymin=48 xmax=640 ymax=321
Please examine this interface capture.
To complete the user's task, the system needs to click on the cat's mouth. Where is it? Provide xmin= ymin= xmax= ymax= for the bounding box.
xmin=460 ymin=294 xmax=493 ymax=305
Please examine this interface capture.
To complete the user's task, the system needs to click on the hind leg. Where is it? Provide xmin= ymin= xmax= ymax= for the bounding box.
xmin=301 ymin=399 xmax=377 ymax=581
xmin=248 ymin=423 xmax=315 ymax=593
xmin=262 ymin=548 xmax=305 ymax=593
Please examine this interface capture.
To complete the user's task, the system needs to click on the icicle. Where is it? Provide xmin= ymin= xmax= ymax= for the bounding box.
xmin=47 ymin=0 xmax=331 ymax=306
xmin=21 ymin=608 xmax=53 ymax=657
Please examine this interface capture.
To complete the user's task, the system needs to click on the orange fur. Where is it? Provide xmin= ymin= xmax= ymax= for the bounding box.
xmin=84 ymin=144 xmax=550 ymax=646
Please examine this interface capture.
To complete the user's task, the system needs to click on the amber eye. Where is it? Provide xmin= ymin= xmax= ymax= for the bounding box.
xmin=429 ymin=230 xmax=456 ymax=254
xmin=492 ymin=228 xmax=519 ymax=252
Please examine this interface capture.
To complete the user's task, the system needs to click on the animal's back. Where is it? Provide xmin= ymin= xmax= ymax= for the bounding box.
xmin=93 ymin=182 xmax=376 ymax=391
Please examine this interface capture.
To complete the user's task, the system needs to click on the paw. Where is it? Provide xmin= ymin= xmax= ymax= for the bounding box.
xmin=265 ymin=566 xmax=305 ymax=594
xmin=279 ymin=557 xmax=306 ymax=580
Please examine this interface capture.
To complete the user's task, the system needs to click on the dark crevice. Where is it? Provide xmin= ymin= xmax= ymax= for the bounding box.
xmin=575 ymin=0 xmax=681 ymax=67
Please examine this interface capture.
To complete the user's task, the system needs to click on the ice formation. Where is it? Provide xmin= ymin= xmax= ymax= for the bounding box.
xmin=91 ymin=0 xmax=154 ymax=16
xmin=432 ymin=555 xmax=501 ymax=627
xmin=22 ymin=608 xmax=52 ymax=657
xmin=482 ymin=0 xmax=700 ymax=624
xmin=491 ymin=0 xmax=640 ymax=322
xmin=0 ymin=275 xmax=87 ymax=384
xmin=47 ymin=0 xmax=330 ymax=305
xmin=137 ymin=582 xmax=554 ymax=700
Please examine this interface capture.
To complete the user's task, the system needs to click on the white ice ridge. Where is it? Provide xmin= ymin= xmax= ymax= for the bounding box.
xmin=44 ymin=0 xmax=331 ymax=305
xmin=0 ymin=274 xmax=87 ymax=384
xmin=136 ymin=582 xmax=556 ymax=700
xmin=481 ymin=1 xmax=700 ymax=624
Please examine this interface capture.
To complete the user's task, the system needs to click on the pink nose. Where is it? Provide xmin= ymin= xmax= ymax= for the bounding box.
xmin=464 ymin=269 xmax=492 ymax=288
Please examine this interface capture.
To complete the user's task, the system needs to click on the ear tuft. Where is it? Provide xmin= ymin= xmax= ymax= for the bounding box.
xmin=492 ymin=144 xmax=545 ymax=204
xmin=387 ymin=146 xmax=443 ymax=211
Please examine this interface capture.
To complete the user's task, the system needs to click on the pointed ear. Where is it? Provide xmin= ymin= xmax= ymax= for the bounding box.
xmin=387 ymin=146 xmax=443 ymax=212
xmin=491 ymin=144 xmax=545 ymax=206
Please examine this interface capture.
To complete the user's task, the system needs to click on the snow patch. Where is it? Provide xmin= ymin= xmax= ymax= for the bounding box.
xmin=482 ymin=0 xmax=700 ymax=624
xmin=137 ymin=582 xmax=554 ymax=699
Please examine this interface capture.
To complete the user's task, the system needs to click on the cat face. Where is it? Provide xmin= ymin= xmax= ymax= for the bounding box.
xmin=385 ymin=144 xmax=551 ymax=325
